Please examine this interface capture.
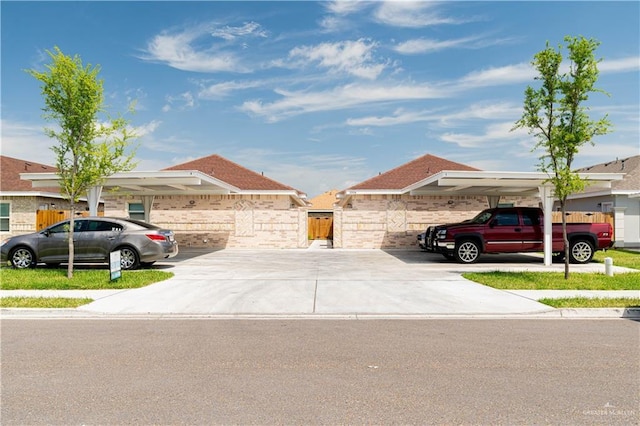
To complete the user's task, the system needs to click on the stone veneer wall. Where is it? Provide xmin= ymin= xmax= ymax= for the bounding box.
xmin=333 ymin=195 xmax=540 ymax=249
xmin=0 ymin=196 xmax=80 ymax=237
xmin=104 ymin=194 xmax=308 ymax=249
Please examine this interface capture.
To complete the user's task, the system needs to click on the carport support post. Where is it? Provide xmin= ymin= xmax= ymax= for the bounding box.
xmin=87 ymin=185 xmax=103 ymax=216
xmin=142 ymin=195 xmax=155 ymax=223
xmin=538 ymin=185 xmax=554 ymax=266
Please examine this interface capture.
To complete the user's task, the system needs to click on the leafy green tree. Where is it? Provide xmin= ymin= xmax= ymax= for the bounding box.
xmin=27 ymin=46 xmax=137 ymax=278
xmin=514 ymin=36 xmax=611 ymax=278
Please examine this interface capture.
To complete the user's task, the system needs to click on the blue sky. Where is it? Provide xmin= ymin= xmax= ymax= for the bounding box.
xmin=1 ymin=1 xmax=639 ymax=198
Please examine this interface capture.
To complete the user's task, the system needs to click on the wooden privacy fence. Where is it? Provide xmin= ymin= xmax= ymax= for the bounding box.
xmin=551 ymin=211 xmax=615 ymax=239
xmin=36 ymin=210 xmax=103 ymax=231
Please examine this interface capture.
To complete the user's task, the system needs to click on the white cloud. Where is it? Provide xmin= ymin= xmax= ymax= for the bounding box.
xmin=373 ymin=1 xmax=465 ymax=28
xmin=140 ymin=24 xmax=246 ymax=73
xmin=240 ymin=82 xmax=448 ymax=122
xmin=234 ymin=149 xmax=370 ymax=197
xmin=346 ymin=102 xmax=521 ymax=128
xmin=288 ymin=39 xmax=387 ymax=80
xmin=599 ymin=56 xmax=640 ymax=73
xmin=0 ymin=119 xmax=56 ymax=165
xmin=393 ymin=35 xmax=515 ymax=54
xmin=323 ymin=1 xmax=369 ymax=16
xmin=210 ymin=21 xmax=268 ymax=41
xmin=440 ymin=122 xmax=529 ymax=148
xmin=132 ymin=120 xmax=162 ymax=138
xmin=198 ymin=80 xmax=263 ymax=100
xmin=458 ymin=63 xmax=536 ymax=88
xmin=163 ymin=92 xmax=195 ymax=112
xmin=346 ymin=108 xmax=436 ymax=127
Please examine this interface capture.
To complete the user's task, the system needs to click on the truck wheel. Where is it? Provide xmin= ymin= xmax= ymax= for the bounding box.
xmin=569 ymin=240 xmax=594 ymax=264
xmin=455 ymin=240 xmax=480 ymax=264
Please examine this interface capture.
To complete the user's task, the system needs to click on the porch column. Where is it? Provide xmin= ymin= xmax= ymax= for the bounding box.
xmin=538 ymin=185 xmax=554 ymax=266
xmin=87 ymin=185 xmax=103 ymax=216
xmin=142 ymin=195 xmax=155 ymax=223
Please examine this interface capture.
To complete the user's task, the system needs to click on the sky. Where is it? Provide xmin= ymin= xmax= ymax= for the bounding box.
xmin=1 ymin=1 xmax=639 ymax=198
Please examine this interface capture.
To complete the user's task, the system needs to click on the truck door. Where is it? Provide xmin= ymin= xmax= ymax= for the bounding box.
xmin=520 ymin=209 xmax=544 ymax=251
xmin=484 ymin=210 xmax=523 ymax=252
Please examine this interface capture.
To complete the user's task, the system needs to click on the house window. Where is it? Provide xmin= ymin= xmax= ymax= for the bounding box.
xmin=601 ymin=202 xmax=613 ymax=213
xmin=128 ymin=203 xmax=145 ymax=220
xmin=0 ymin=202 xmax=9 ymax=231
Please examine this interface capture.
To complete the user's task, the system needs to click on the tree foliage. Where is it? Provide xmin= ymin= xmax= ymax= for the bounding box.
xmin=513 ymin=36 xmax=611 ymax=278
xmin=27 ymin=46 xmax=137 ymax=278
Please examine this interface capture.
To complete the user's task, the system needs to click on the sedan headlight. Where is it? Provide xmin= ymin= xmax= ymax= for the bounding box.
xmin=1 ymin=237 xmax=12 ymax=246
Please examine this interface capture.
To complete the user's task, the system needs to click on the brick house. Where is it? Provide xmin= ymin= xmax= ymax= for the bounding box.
xmin=333 ymin=154 xmax=540 ymax=249
xmin=0 ymin=155 xmax=92 ymax=237
xmin=102 ymin=154 xmax=309 ymax=249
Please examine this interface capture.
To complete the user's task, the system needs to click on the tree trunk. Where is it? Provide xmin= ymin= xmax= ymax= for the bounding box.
xmin=561 ymin=201 xmax=570 ymax=279
xmin=67 ymin=206 xmax=75 ymax=279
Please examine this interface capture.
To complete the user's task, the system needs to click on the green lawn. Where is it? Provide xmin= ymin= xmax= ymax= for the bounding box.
xmin=462 ymin=249 xmax=640 ymax=309
xmin=0 ymin=297 xmax=93 ymax=308
xmin=462 ymin=270 xmax=640 ymax=290
xmin=463 ymin=249 xmax=640 ymax=290
xmin=0 ymin=268 xmax=174 ymax=290
xmin=540 ymin=298 xmax=640 ymax=309
xmin=593 ymin=248 xmax=640 ymax=269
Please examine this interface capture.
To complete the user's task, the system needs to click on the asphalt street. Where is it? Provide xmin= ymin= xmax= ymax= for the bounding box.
xmin=2 ymin=319 xmax=638 ymax=425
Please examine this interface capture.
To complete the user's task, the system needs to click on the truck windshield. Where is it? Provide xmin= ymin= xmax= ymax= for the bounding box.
xmin=469 ymin=210 xmax=494 ymax=224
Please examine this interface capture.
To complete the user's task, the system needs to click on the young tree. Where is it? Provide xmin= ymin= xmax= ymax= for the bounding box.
xmin=27 ymin=46 xmax=137 ymax=278
xmin=513 ymin=36 xmax=611 ymax=278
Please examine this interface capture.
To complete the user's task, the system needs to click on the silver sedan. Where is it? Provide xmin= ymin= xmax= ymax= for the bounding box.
xmin=1 ymin=217 xmax=178 ymax=270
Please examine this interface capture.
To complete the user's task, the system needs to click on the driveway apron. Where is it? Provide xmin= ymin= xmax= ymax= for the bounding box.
xmin=79 ymin=249 xmax=566 ymax=316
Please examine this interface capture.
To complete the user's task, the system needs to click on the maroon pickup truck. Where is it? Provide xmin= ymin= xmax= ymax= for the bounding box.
xmin=423 ymin=207 xmax=613 ymax=264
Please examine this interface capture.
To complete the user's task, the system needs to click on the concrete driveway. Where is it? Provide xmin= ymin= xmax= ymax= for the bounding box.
xmin=72 ymin=246 xmax=628 ymax=317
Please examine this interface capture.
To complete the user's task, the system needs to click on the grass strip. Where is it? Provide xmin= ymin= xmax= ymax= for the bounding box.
xmin=462 ymin=271 xmax=640 ymax=290
xmin=0 ymin=297 xmax=93 ymax=308
xmin=540 ymin=297 xmax=640 ymax=309
xmin=0 ymin=268 xmax=173 ymax=290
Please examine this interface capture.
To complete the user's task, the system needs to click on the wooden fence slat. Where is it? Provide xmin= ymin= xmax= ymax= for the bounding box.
xmin=36 ymin=210 xmax=104 ymax=230
xmin=551 ymin=211 xmax=615 ymax=240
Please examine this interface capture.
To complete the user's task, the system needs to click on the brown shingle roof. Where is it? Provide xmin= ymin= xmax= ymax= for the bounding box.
xmin=0 ymin=155 xmax=59 ymax=192
xmin=577 ymin=155 xmax=640 ymax=192
xmin=308 ymin=189 xmax=338 ymax=210
xmin=164 ymin=154 xmax=303 ymax=194
xmin=348 ymin=154 xmax=480 ymax=190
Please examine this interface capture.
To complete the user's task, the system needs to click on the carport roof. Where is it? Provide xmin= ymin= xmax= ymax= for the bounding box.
xmin=337 ymin=169 xmax=624 ymax=205
xmin=20 ymin=154 xmax=308 ymax=205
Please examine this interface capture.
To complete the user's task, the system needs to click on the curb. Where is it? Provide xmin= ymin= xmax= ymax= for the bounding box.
xmin=1 ymin=308 xmax=638 ymax=320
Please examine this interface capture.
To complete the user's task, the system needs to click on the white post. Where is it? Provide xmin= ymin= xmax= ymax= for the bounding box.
xmin=87 ymin=185 xmax=103 ymax=216
xmin=142 ymin=195 xmax=155 ymax=222
xmin=538 ymin=185 xmax=554 ymax=266
xmin=604 ymin=257 xmax=614 ymax=277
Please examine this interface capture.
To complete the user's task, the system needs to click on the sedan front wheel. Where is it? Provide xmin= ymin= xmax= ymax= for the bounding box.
xmin=10 ymin=247 xmax=36 ymax=269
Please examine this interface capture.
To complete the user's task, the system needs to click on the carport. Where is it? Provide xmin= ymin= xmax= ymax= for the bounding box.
xmin=341 ymin=170 xmax=623 ymax=265
xmin=20 ymin=169 xmax=308 ymax=221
